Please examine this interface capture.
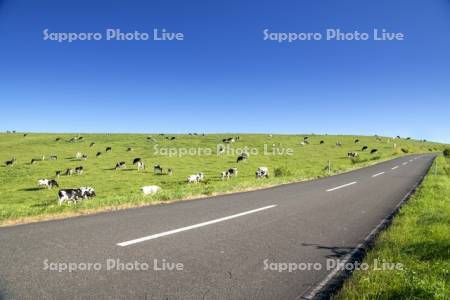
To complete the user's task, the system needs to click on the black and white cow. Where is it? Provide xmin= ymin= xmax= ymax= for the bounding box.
xmin=255 ymin=167 xmax=269 ymax=178
xmin=5 ymin=157 xmax=16 ymax=166
xmin=115 ymin=161 xmax=126 ymax=170
xmin=89 ymin=142 xmax=95 ymax=147
xmin=361 ymin=146 xmax=368 ymax=151
xmin=370 ymin=149 xmax=378 ymax=154
xmin=75 ymin=166 xmax=84 ymax=175
xmin=336 ymin=141 xmax=342 ymax=147
xmin=354 ymin=139 xmax=360 ymax=144
xmin=154 ymin=164 xmax=163 ymax=174
xmin=96 ymin=152 xmax=102 ymax=157
xmin=58 ymin=189 xmax=82 ymax=205
xmin=348 ymin=152 xmax=359 ymax=158
xmin=221 ymin=168 xmax=238 ymax=180
xmin=105 ymin=147 xmax=112 ymax=152
xmin=81 ymin=154 xmax=88 ymax=160
xmin=38 ymin=179 xmax=59 ymax=189
xmin=236 ymin=153 xmax=248 ymax=163
xmin=50 ymin=155 xmax=58 ymax=160
xmin=187 ymin=172 xmax=204 ymax=183
xmin=320 ymin=140 xmax=325 ymax=144
xmin=127 ymin=147 xmax=133 ymax=152
xmin=65 ymin=168 xmax=74 ymax=176
xmin=167 ymin=168 xmax=173 ymax=176
xmin=133 ymin=158 xmax=145 ymax=170
xmin=58 ymin=187 xmax=95 ymax=205
xmin=55 ymin=170 xmax=61 ymax=178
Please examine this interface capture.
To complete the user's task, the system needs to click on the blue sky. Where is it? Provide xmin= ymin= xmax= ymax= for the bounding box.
xmin=1 ymin=0 xmax=449 ymax=143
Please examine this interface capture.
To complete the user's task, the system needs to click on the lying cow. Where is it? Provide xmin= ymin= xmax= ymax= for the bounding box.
xmin=256 ymin=167 xmax=269 ymax=179
xmin=141 ymin=185 xmax=161 ymax=195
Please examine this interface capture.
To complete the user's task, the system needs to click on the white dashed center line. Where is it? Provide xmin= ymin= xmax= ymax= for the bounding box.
xmin=392 ymin=166 xmax=399 ymax=170
xmin=372 ymin=172 xmax=385 ymax=178
xmin=326 ymin=182 xmax=357 ymax=192
xmin=116 ymin=205 xmax=277 ymax=247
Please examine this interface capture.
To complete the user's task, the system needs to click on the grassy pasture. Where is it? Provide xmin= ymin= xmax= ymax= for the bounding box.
xmin=0 ymin=133 xmax=444 ymax=225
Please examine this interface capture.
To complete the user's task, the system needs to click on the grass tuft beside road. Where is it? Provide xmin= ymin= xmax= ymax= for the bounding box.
xmin=335 ymin=156 xmax=450 ymax=300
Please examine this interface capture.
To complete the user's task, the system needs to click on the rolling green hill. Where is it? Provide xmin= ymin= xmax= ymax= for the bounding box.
xmin=0 ymin=132 xmax=444 ymax=225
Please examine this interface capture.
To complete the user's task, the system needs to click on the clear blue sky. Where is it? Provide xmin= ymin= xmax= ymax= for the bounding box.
xmin=1 ymin=0 xmax=449 ymax=143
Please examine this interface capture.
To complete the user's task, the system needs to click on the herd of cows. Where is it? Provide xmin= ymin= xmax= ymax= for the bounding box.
xmin=2 ymin=133 xmax=391 ymax=206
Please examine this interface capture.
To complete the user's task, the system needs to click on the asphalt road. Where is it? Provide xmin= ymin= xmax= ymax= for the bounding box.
xmin=0 ymin=154 xmax=436 ymax=300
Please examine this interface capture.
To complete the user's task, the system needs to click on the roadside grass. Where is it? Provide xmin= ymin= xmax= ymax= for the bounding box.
xmin=0 ymin=133 xmax=444 ymax=225
xmin=335 ymin=156 xmax=450 ymax=300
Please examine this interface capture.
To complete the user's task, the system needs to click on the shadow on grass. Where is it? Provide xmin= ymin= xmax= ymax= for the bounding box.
xmin=19 ymin=187 xmax=43 ymax=192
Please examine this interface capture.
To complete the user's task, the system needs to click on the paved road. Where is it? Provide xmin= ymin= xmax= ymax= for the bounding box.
xmin=0 ymin=154 xmax=435 ymax=300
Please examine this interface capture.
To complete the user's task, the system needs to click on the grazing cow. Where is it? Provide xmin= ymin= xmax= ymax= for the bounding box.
xmin=58 ymin=187 xmax=95 ymax=205
xmin=217 ymin=146 xmax=225 ymax=154
xmin=304 ymin=140 xmax=310 ymax=144
xmin=58 ymin=189 xmax=82 ymax=205
xmin=65 ymin=168 xmax=74 ymax=176
xmin=336 ymin=141 xmax=342 ymax=147
xmin=79 ymin=187 xmax=96 ymax=199
xmin=304 ymin=136 xmax=309 ymax=141
xmin=236 ymin=153 xmax=248 ymax=163
xmin=222 ymin=137 xmax=235 ymax=144
xmin=75 ymin=166 xmax=84 ymax=175
xmin=221 ymin=168 xmax=238 ymax=180
xmin=255 ymin=167 xmax=269 ymax=179
xmin=320 ymin=140 xmax=325 ymax=144
xmin=38 ymin=179 xmax=59 ymax=189
xmin=38 ymin=179 xmax=50 ymax=188
xmin=154 ymin=164 xmax=163 ymax=174
xmin=187 ymin=172 xmax=204 ymax=183
xmin=50 ymin=155 xmax=58 ymax=160
xmin=30 ymin=158 xmax=38 ymax=165
xmin=55 ymin=137 xmax=61 ymax=142
xmin=300 ymin=141 xmax=306 ymax=146
xmin=55 ymin=170 xmax=61 ymax=178
xmin=96 ymin=152 xmax=102 ymax=157
xmin=89 ymin=142 xmax=95 ymax=147
xmin=127 ymin=147 xmax=133 ymax=152
xmin=141 ymin=185 xmax=161 ymax=195
xmin=5 ymin=157 xmax=16 ymax=166
xmin=48 ymin=179 xmax=59 ymax=189
xmin=81 ymin=154 xmax=88 ymax=160
xmin=361 ymin=146 xmax=368 ymax=151
xmin=370 ymin=149 xmax=378 ymax=154
xmin=75 ymin=152 xmax=82 ymax=159
xmin=354 ymin=139 xmax=360 ymax=144
xmin=115 ymin=161 xmax=126 ymax=170
xmin=347 ymin=152 xmax=359 ymax=158
xmin=133 ymin=158 xmax=145 ymax=170
xmin=167 ymin=168 xmax=173 ymax=176
xmin=170 ymin=136 xmax=176 ymax=140
xmin=105 ymin=147 xmax=112 ymax=152
xmin=23 ymin=133 xmax=28 ymax=137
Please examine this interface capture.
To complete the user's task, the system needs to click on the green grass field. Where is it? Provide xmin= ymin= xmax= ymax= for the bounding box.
xmin=335 ymin=156 xmax=450 ymax=300
xmin=0 ymin=132 xmax=444 ymax=225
